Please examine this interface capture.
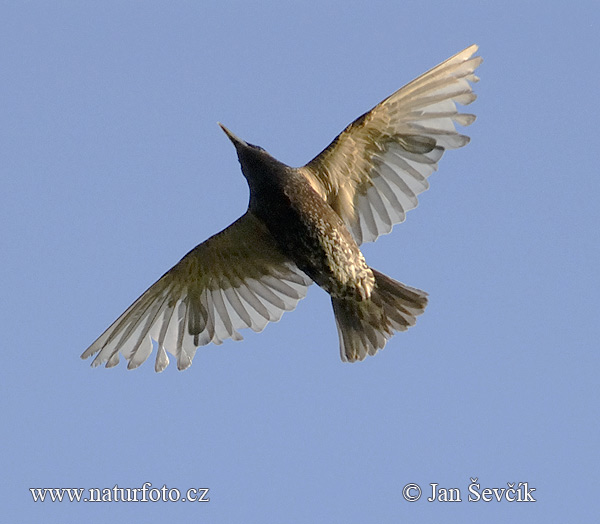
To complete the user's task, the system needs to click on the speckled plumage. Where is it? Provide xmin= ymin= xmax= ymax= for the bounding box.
xmin=240 ymin=151 xmax=374 ymax=301
xmin=82 ymin=45 xmax=481 ymax=371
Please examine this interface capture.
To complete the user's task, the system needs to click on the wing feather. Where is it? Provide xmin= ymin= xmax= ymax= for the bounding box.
xmin=300 ymin=44 xmax=482 ymax=245
xmin=82 ymin=212 xmax=312 ymax=371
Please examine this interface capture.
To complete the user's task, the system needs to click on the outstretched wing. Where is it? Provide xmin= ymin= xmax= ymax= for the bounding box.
xmin=82 ymin=212 xmax=312 ymax=372
xmin=300 ymin=44 xmax=482 ymax=245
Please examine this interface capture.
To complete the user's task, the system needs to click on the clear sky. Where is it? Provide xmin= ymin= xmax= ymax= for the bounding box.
xmin=2 ymin=1 xmax=598 ymax=522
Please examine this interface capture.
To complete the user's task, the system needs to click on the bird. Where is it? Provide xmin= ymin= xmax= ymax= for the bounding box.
xmin=82 ymin=44 xmax=482 ymax=372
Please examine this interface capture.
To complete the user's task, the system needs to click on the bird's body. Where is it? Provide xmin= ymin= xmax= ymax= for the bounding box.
xmin=82 ymin=45 xmax=482 ymax=371
xmin=239 ymin=146 xmax=373 ymax=301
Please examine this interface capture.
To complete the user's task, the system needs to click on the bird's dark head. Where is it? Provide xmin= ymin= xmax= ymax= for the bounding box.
xmin=219 ymin=123 xmax=267 ymax=155
xmin=219 ymin=123 xmax=284 ymax=184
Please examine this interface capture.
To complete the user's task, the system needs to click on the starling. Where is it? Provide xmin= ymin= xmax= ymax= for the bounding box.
xmin=82 ymin=45 xmax=482 ymax=372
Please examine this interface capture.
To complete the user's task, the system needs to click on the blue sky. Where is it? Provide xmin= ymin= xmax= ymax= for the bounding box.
xmin=2 ymin=1 xmax=598 ymax=522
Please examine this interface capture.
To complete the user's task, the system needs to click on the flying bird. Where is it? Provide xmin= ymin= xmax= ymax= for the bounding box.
xmin=82 ymin=45 xmax=482 ymax=372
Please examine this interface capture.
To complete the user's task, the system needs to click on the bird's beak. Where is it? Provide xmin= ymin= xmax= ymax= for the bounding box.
xmin=218 ymin=123 xmax=247 ymax=148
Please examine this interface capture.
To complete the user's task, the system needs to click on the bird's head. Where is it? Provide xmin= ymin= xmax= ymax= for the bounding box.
xmin=218 ymin=123 xmax=282 ymax=183
xmin=219 ymin=123 xmax=266 ymax=155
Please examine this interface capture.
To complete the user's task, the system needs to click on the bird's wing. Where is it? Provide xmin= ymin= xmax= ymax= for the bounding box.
xmin=300 ymin=44 xmax=482 ymax=245
xmin=81 ymin=212 xmax=312 ymax=372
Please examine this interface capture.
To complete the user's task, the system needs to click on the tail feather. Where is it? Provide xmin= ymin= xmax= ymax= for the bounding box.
xmin=332 ymin=269 xmax=428 ymax=362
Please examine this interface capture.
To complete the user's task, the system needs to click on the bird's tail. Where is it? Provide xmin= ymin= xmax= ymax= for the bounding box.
xmin=331 ymin=269 xmax=428 ymax=362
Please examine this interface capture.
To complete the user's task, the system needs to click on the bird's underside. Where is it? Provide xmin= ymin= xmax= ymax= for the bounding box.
xmin=82 ymin=44 xmax=482 ymax=371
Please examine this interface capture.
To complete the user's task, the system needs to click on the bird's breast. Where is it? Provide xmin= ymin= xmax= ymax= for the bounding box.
xmin=250 ymin=170 xmax=374 ymax=299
